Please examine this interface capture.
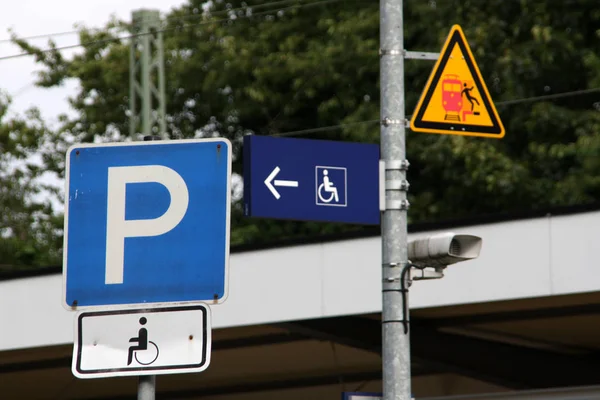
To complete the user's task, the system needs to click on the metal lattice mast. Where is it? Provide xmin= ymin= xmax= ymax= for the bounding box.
xmin=129 ymin=9 xmax=167 ymax=139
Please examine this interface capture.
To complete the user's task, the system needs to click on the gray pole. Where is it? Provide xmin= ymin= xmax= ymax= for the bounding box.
xmin=130 ymin=10 xmax=165 ymax=399
xmin=141 ymin=26 xmax=152 ymax=136
xmin=135 ymin=134 xmax=162 ymax=400
xmin=129 ymin=27 xmax=137 ymax=138
xmin=380 ymin=0 xmax=411 ymax=399
xmin=156 ymin=28 xmax=167 ymax=137
xmin=138 ymin=375 xmax=156 ymax=400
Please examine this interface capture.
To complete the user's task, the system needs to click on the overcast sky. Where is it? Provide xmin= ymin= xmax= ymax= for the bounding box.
xmin=0 ymin=0 xmax=186 ymax=124
xmin=0 ymin=1 xmax=189 ymax=210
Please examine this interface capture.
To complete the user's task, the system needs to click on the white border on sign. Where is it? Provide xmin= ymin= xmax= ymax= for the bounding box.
xmin=71 ymin=303 xmax=212 ymax=379
xmin=315 ymin=165 xmax=348 ymax=207
xmin=62 ymin=138 xmax=232 ymax=311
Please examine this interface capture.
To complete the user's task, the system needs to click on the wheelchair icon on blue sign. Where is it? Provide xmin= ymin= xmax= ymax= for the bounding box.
xmin=315 ymin=166 xmax=347 ymax=207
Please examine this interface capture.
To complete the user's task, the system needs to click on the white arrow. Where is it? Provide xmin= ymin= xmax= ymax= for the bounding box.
xmin=264 ymin=166 xmax=299 ymax=200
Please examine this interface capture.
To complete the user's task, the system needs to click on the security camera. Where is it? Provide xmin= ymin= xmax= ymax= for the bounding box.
xmin=407 ymin=232 xmax=482 ymax=268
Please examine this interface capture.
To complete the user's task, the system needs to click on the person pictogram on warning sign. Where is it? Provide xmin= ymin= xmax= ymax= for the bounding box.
xmin=461 ymin=83 xmax=480 ymax=112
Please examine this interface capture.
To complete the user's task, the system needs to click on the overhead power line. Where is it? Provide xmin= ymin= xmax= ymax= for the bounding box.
xmin=273 ymin=87 xmax=600 ymax=137
xmin=273 ymin=119 xmax=380 ymax=137
xmin=2 ymin=0 xmax=591 ymax=45
xmin=0 ymin=0 xmax=314 ymax=44
xmin=1 ymin=0 xmax=598 ymax=138
xmin=164 ymin=0 xmax=321 ymax=24
xmin=497 ymin=88 xmax=600 ymax=106
xmin=0 ymin=29 xmax=80 ymax=44
xmin=0 ymin=0 xmax=342 ymax=53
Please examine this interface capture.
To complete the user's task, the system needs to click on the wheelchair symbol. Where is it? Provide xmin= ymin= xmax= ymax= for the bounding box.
xmin=315 ymin=166 xmax=347 ymax=207
xmin=127 ymin=317 xmax=160 ymax=366
xmin=134 ymin=341 xmax=159 ymax=365
xmin=318 ymin=170 xmax=339 ymax=203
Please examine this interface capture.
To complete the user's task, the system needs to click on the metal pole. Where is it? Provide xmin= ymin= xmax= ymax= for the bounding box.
xmin=129 ymin=27 xmax=137 ymax=137
xmin=156 ymin=29 xmax=167 ymax=138
xmin=380 ymin=0 xmax=411 ymax=399
xmin=136 ymin=134 xmax=161 ymax=400
xmin=141 ymin=24 xmax=152 ymax=136
xmin=131 ymin=15 xmax=164 ymax=395
xmin=138 ymin=375 xmax=156 ymax=400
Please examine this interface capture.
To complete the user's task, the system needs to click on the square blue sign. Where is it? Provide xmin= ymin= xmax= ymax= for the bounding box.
xmin=63 ymin=139 xmax=231 ymax=309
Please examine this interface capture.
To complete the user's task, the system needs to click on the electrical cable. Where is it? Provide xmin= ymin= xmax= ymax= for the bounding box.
xmin=0 ymin=0 xmax=322 ymax=44
xmin=497 ymin=88 xmax=600 ymax=106
xmin=0 ymin=0 xmax=345 ymax=61
xmin=0 ymin=29 xmax=80 ymax=44
xmin=164 ymin=0 xmax=325 ymax=24
xmin=2 ymin=0 xmax=590 ymax=44
xmin=273 ymin=119 xmax=380 ymax=137
xmin=272 ymin=87 xmax=600 ymax=138
xmin=1 ymin=0 xmax=597 ymax=138
xmin=399 ymin=263 xmax=423 ymax=334
xmin=11 ymin=83 xmax=35 ymax=98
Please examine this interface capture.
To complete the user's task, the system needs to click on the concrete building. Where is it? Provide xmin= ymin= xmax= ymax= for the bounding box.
xmin=2 ymin=204 xmax=600 ymax=399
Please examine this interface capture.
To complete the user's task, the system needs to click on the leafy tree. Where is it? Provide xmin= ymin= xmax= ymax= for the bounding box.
xmin=402 ymin=0 xmax=600 ymax=217
xmin=0 ymin=93 xmax=63 ymax=270
xmin=4 ymin=0 xmax=600 ymax=265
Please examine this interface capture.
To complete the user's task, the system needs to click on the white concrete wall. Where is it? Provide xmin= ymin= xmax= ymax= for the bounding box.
xmin=2 ymin=211 xmax=600 ymax=352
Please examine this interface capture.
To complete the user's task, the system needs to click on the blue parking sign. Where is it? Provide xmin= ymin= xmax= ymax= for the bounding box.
xmin=63 ymin=139 xmax=231 ymax=309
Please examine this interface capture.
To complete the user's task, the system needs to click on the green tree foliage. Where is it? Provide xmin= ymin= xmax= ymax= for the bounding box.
xmin=0 ymin=93 xmax=63 ymax=269
xmin=4 ymin=0 xmax=600 ymax=264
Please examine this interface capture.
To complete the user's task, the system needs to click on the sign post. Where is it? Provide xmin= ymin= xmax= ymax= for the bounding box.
xmin=379 ymin=0 xmax=411 ymax=399
xmin=379 ymin=19 xmax=505 ymax=400
xmin=63 ymin=135 xmax=231 ymax=400
xmin=137 ymin=134 xmax=160 ymax=400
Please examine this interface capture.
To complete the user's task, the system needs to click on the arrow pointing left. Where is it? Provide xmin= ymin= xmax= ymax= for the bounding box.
xmin=264 ymin=166 xmax=299 ymax=200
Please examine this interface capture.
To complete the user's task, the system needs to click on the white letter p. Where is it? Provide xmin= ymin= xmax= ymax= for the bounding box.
xmin=105 ymin=165 xmax=189 ymax=284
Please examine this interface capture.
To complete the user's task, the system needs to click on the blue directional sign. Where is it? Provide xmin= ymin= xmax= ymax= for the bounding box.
xmin=63 ymin=138 xmax=231 ymax=309
xmin=243 ymin=135 xmax=380 ymax=225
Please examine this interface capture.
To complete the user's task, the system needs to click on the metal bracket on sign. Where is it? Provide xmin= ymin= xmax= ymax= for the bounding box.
xmin=411 ymin=267 xmax=444 ymax=280
xmin=384 ymin=159 xmax=410 ymax=171
xmin=386 ymin=180 xmax=410 ymax=191
xmin=380 ymin=160 xmax=410 ymax=211
xmin=380 ymin=49 xmax=440 ymax=61
xmin=385 ymin=199 xmax=410 ymax=211
xmin=404 ymin=50 xmax=440 ymax=60
xmin=379 ymin=160 xmax=386 ymax=211
xmin=379 ymin=49 xmax=403 ymax=57
xmin=382 ymin=117 xmax=406 ymax=127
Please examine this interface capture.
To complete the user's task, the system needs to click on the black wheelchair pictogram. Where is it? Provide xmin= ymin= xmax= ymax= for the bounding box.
xmin=127 ymin=317 xmax=160 ymax=366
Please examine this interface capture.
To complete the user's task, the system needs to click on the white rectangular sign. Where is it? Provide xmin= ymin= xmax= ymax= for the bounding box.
xmin=72 ymin=304 xmax=211 ymax=379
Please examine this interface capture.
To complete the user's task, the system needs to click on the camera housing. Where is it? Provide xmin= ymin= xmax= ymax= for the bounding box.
xmin=407 ymin=232 xmax=482 ymax=268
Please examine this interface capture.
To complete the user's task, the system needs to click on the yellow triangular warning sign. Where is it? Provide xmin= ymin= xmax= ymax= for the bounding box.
xmin=410 ymin=25 xmax=505 ymax=139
